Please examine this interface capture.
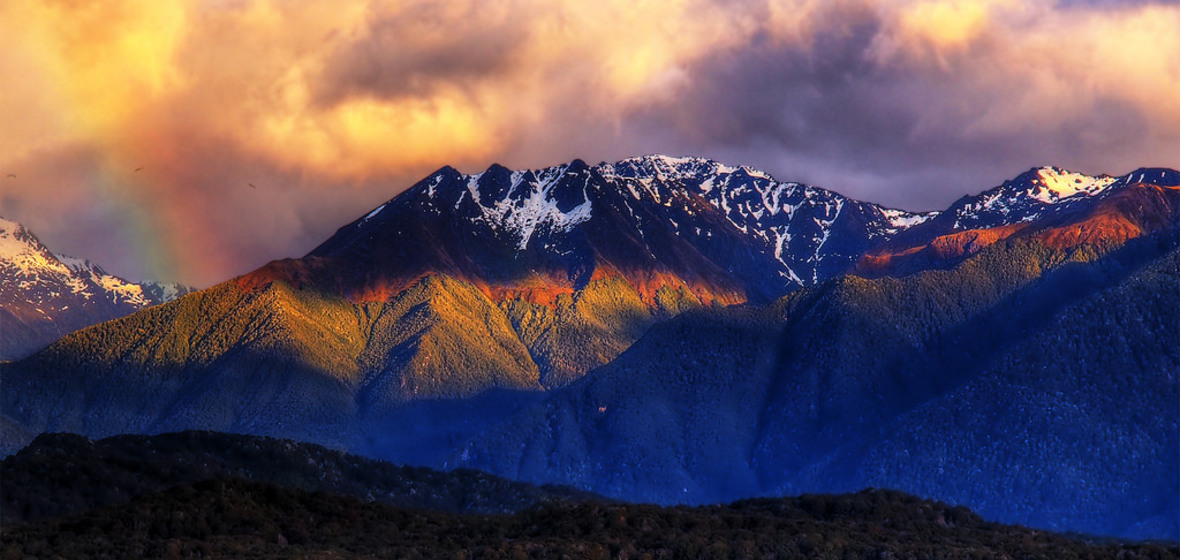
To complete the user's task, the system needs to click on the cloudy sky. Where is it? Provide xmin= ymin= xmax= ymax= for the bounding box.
xmin=1 ymin=0 xmax=1177 ymax=287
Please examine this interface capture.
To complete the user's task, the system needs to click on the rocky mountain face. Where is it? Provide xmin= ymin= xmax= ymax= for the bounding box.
xmin=0 ymin=217 xmax=191 ymax=361
xmin=1 ymin=158 xmax=1177 ymax=539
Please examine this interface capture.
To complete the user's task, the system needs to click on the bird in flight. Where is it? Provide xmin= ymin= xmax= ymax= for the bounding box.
xmin=5 ymin=174 xmax=14 ymax=178
xmin=247 ymin=183 xmax=257 ymax=188
xmin=134 ymin=167 xmax=144 ymax=173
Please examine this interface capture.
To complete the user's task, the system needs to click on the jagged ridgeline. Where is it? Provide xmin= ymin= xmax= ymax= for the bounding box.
xmin=1 ymin=157 xmax=1178 ymax=540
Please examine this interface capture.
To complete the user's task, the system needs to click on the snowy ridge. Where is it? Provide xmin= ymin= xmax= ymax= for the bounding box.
xmin=600 ymin=155 xmax=774 ymax=191
xmin=348 ymin=157 xmax=1161 ymax=294
xmin=880 ymin=207 xmax=938 ymax=231
xmin=466 ymin=164 xmax=594 ymax=250
xmin=141 ymin=281 xmax=192 ymax=303
xmin=598 ymin=156 xmax=935 ymax=284
xmin=0 ymin=218 xmax=96 ymax=303
xmin=950 ymin=166 xmax=1120 ymax=230
xmin=379 ymin=155 xmax=938 ymax=288
xmin=55 ymin=253 xmax=160 ymax=307
xmin=0 ymin=217 xmax=189 ymax=313
xmin=1028 ymin=167 xmax=1116 ymax=203
xmin=1122 ymin=168 xmax=1180 ymax=186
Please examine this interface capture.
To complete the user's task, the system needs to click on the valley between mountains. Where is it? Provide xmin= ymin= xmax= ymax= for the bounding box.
xmin=2 ymin=156 xmax=1177 ymax=541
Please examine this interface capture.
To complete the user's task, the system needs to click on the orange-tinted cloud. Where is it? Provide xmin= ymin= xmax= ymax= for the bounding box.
xmin=1 ymin=0 xmax=1177 ymax=287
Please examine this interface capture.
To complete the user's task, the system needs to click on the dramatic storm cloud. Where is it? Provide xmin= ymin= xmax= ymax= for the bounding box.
xmin=1 ymin=0 xmax=1177 ymax=287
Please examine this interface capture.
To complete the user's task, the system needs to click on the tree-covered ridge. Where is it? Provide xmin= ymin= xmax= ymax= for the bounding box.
xmin=3 ymin=477 xmax=1175 ymax=560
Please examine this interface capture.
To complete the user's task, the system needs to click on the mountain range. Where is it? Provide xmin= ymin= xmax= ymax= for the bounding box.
xmin=0 ymin=217 xmax=191 ymax=361
xmin=1 ymin=156 xmax=1176 ymax=540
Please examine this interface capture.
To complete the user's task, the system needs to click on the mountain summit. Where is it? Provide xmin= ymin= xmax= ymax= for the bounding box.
xmin=243 ymin=155 xmax=935 ymax=306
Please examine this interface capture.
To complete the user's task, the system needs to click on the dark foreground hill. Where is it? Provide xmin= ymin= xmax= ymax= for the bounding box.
xmin=4 ymin=465 xmax=1177 ymax=560
xmin=0 ymin=431 xmax=597 ymax=524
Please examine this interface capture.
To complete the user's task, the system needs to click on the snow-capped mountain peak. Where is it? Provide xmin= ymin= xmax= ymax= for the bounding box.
xmin=604 ymin=154 xmax=774 ymax=184
xmin=1 ymin=217 xmax=194 ymax=360
xmin=329 ymin=156 xmax=938 ymax=294
xmin=947 ymin=166 xmax=1126 ymax=231
xmin=1027 ymin=167 xmax=1115 ymax=204
xmin=0 ymin=218 xmax=70 ymax=279
xmin=463 ymin=163 xmax=594 ymax=251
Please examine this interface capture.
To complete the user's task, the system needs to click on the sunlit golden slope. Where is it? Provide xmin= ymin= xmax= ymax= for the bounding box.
xmin=0 ymin=258 xmax=708 ymax=450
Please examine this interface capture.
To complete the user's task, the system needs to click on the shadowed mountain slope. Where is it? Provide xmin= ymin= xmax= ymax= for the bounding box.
xmin=458 ymin=232 xmax=1180 ymax=540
